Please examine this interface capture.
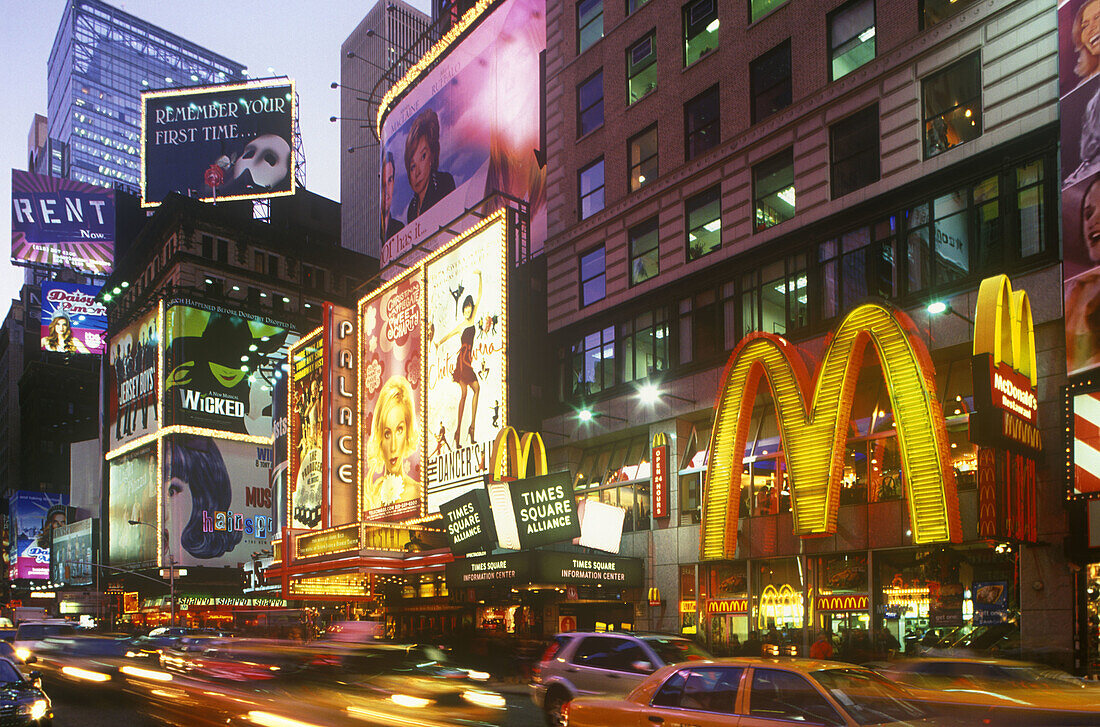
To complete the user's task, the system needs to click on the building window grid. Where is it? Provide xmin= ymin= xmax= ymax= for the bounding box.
xmin=830 ymin=105 xmax=880 ymax=199
xmin=686 ymin=186 xmax=722 ymax=261
xmin=629 ymin=217 xmax=661 ymax=286
xmin=684 ymin=0 xmax=719 ymax=67
xmin=580 ymin=246 xmax=607 ymax=307
xmin=753 ymin=148 xmax=796 ymax=232
xmin=571 ymin=325 xmax=617 ymax=397
xmin=685 ymin=85 xmax=720 ymax=161
xmin=628 ymin=125 xmax=659 ymax=192
xmin=627 ymin=32 xmax=658 ymax=104
xmin=578 ymin=0 xmax=604 ymax=53
xmin=621 ymin=308 xmax=670 ymax=382
xmin=579 ymin=157 xmax=606 ymax=220
xmin=578 ymin=70 xmax=605 ymax=137
xmin=750 ymin=41 xmax=793 ymax=124
xmin=828 ymin=0 xmax=876 ymax=81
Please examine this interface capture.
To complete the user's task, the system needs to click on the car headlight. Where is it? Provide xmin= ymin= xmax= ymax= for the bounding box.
xmin=462 ymin=690 xmax=506 ymax=708
xmin=30 ymin=700 xmax=47 ymax=722
xmin=14 ymin=649 xmax=30 ymax=662
xmin=390 ymin=694 xmax=433 ymax=708
xmin=466 ymin=669 xmax=491 ymax=681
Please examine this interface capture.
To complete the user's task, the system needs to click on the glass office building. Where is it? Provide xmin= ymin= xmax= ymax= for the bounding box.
xmin=47 ymin=0 xmax=247 ymax=191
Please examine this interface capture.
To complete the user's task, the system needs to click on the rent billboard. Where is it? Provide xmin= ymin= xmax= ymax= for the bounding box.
xmin=9 ymin=491 xmax=68 ymax=580
xmin=11 ymin=169 xmax=114 ymax=273
xmin=163 ymin=435 xmax=275 ymax=568
xmin=424 ymin=217 xmax=507 ymax=513
xmin=378 ymin=0 xmax=545 ymax=266
xmin=141 ymin=80 xmax=296 ymax=207
xmin=163 ymin=299 xmax=292 ymax=436
xmin=108 ymin=446 xmax=158 ymax=566
xmin=1062 ymin=0 xmax=1100 ymax=375
xmin=289 ymin=330 xmax=324 ymax=529
xmin=108 ymin=308 xmax=159 ymax=451
xmin=359 ymin=270 xmax=424 ymax=522
xmin=41 ymin=281 xmax=106 ymax=354
xmin=50 ymin=518 xmax=95 ymax=587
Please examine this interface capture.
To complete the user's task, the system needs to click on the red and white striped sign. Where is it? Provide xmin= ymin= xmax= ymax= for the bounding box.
xmin=1074 ymin=392 xmax=1100 ymax=494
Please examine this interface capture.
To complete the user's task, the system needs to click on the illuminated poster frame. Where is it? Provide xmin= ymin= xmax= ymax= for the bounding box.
xmin=288 ymin=327 xmax=325 ymax=530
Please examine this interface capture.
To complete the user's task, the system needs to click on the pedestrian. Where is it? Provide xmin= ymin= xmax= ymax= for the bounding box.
xmin=810 ymin=628 xmax=834 ymax=660
xmin=743 ymin=630 xmax=763 ymax=657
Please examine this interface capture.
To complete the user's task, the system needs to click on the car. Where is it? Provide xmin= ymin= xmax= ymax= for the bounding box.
xmin=871 ymin=657 xmax=1100 ymax=725
xmin=531 ymin=631 xmax=711 ymax=726
xmin=12 ymin=621 xmax=76 ymax=663
xmin=0 ymin=656 xmax=52 ymax=726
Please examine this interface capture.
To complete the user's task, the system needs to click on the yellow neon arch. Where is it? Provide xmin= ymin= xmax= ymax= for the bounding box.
xmin=701 ymin=303 xmax=960 ymax=560
xmin=490 ymin=426 xmax=548 ymax=480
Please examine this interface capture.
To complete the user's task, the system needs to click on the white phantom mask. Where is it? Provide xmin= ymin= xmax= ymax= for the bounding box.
xmin=232 ymin=134 xmax=291 ymax=189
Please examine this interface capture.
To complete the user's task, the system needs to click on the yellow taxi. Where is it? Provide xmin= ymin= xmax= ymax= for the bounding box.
xmin=562 ymin=657 xmax=934 ymax=726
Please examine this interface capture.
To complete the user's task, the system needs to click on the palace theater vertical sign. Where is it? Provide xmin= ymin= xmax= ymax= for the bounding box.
xmin=325 ymin=303 xmax=358 ymax=526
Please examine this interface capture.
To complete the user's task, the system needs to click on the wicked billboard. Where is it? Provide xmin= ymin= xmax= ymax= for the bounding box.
xmin=141 ymin=80 xmax=296 ymax=207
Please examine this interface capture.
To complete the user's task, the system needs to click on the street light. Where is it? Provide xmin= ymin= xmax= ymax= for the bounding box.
xmin=129 ymin=519 xmax=176 ymax=627
xmin=577 ymin=408 xmax=626 ymax=423
xmin=637 ymin=382 xmax=695 ymax=406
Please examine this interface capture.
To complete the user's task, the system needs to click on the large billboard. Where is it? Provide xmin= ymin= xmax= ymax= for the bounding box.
xmin=41 ymin=281 xmax=107 ymax=354
xmin=108 ymin=446 xmax=158 ymax=566
xmin=1062 ymin=0 xmax=1100 ymax=375
xmin=424 ymin=217 xmax=508 ymax=512
xmin=164 ymin=300 xmax=292 ymax=436
xmin=359 ymin=271 xmax=424 ymax=522
xmin=141 ymin=80 xmax=296 ymax=207
xmin=378 ymin=0 xmax=545 ymax=266
xmin=289 ymin=331 xmax=324 ymax=529
xmin=9 ymin=491 xmax=69 ymax=580
xmin=50 ymin=518 xmax=95 ymax=587
xmin=11 ymin=169 xmax=114 ymax=274
xmin=163 ymin=436 xmax=275 ymax=568
xmin=108 ymin=309 xmax=159 ymax=451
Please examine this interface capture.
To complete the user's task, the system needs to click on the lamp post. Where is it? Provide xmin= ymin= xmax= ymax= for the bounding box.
xmin=128 ymin=519 xmax=175 ymax=627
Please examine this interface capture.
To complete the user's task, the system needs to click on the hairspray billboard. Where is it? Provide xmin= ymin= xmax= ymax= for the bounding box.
xmin=164 ymin=300 xmax=292 ymax=436
xmin=163 ymin=435 xmax=275 ymax=568
xmin=108 ymin=445 xmax=158 ymax=566
xmin=141 ymin=80 xmax=296 ymax=207
xmin=11 ymin=169 xmax=114 ymax=274
xmin=41 ymin=281 xmax=107 ymax=355
xmin=424 ymin=216 xmax=507 ymax=513
xmin=9 ymin=491 xmax=69 ymax=580
xmin=378 ymin=0 xmax=546 ymax=267
xmin=359 ymin=270 xmax=424 ymax=522
xmin=108 ymin=309 xmax=160 ymax=451
xmin=289 ymin=331 xmax=324 ymax=529
xmin=1062 ymin=0 xmax=1100 ymax=374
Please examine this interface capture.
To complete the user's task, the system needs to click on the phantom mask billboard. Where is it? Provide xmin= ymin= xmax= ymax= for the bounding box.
xmin=11 ymin=169 xmax=114 ymax=273
xmin=141 ymin=80 xmax=296 ymax=207
xmin=9 ymin=491 xmax=68 ymax=580
xmin=164 ymin=300 xmax=291 ymax=437
xmin=108 ymin=309 xmax=159 ymax=451
xmin=360 ymin=271 xmax=424 ymax=522
xmin=378 ymin=0 xmax=546 ymax=266
xmin=40 ymin=281 xmax=106 ymax=354
xmin=424 ymin=217 xmax=507 ymax=512
xmin=109 ymin=446 xmax=158 ymax=566
xmin=163 ymin=436 xmax=275 ymax=568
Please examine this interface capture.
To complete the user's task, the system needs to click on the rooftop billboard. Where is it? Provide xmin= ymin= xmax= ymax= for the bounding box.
xmin=11 ymin=169 xmax=114 ymax=274
xmin=141 ymin=80 xmax=296 ymax=207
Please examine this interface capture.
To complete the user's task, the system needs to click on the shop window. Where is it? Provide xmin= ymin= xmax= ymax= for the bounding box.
xmin=627 ymin=32 xmax=658 ymax=104
xmin=628 ymin=124 xmax=658 ymax=191
xmin=830 ymin=105 xmax=880 ymax=198
xmin=629 ymin=217 xmax=660 ymax=285
xmin=828 ymin=0 xmax=875 ymax=81
xmin=578 ymin=0 xmax=604 ymax=53
xmin=750 ymin=0 xmax=789 ymax=23
xmin=1016 ymin=159 xmax=1046 ymax=258
xmin=921 ymin=0 xmax=978 ymax=28
xmin=570 ymin=325 xmax=615 ymax=397
xmin=754 ymin=559 xmax=805 ymax=632
xmin=579 ymin=157 xmax=605 ymax=220
xmin=683 ymin=0 xmax=719 ymax=67
xmin=817 ymin=218 xmax=896 ymax=322
xmin=579 ymin=245 xmax=606 ymax=307
xmin=621 ymin=307 xmax=669 ymax=381
xmin=750 ymin=41 xmax=791 ymax=124
xmin=922 ymin=53 xmax=982 ymax=159
xmin=753 ymin=148 xmax=795 ymax=231
xmin=686 ymin=186 xmax=722 ymax=261
xmin=578 ymin=70 xmax=604 ymax=136
xmin=685 ymin=85 xmax=720 ymax=161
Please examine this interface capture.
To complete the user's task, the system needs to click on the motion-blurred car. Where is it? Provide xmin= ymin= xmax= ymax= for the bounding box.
xmin=12 ymin=622 xmax=76 ymax=663
xmin=871 ymin=657 xmax=1100 ymax=725
xmin=531 ymin=631 xmax=711 ymax=726
xmin=0 ymin=657 xmax=52 ymax=726
xmin=32 ymin=635 xmax=172 ymax=696
xmin=126 ymin=626 xmax=211 ymax=659
xmin=564 ymin=657 xmax=932 ymax=727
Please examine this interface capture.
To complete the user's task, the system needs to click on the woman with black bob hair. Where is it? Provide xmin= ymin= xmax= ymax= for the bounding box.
xmin=166 ymin=435 xmax=241 ymax=560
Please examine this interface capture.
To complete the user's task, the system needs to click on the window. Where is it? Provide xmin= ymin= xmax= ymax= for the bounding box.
xmin=580 ymin=246 xmax=607 ymax=306
xmin=629 ymin=217 xmax=660 ymax=285
xmin=303 ymin=265 xmax=326 ymax=291
xmin=201 ymin=234 xmax=213 ymax=259
xmin=680 ymin=289 xmax=721 ymax=362
xmin=621 ymin=307 xmax=669 ymax=381
xmin=579 ymin=158 xmax=606 ymax=219
xmin=578 ymin=70 xmax=604 ymax=136
xmin=627 ymin=32 xmax=657 ymax=104
xmin=749 ymin=669 xmax=843 ymax=726
xmin=750 ymin=41 xmax=792 ymax=123
xmin=921 ymin=0 xmax=978 ymax=29
xmin=753 ymin=148 xmax=795 ymax=231
xmin=685 ymin=85 xmax=720 ymax=160
xmin=627 ymin=0 xmax=649 ymax=14
xmin=629 ymin=125 xmax=658 ymax=191
xmin=216 ymin=238 xmax=228 ymax=263
xmin=268 ymin=254 xmax=279 ymax=278
xmin=818 ymin=219 xmax=897 ymax=320
xmin=653 ymin=667 xmax=743 ymax=713
xmin=571 ymin=637 xmax=650 ymax=672
xmin=830 ymin=104 xmax=879 ymax=198
xmin=751 ymin=0 xmax=789 ymax=22
xmin=686 ymin=186 xmax=721 ymax=261
xmin=578 ymin=0 xmax=603 ymax=52
xmin=570 ymin=325 xmax=616 ymax=396
xmin=828 ymin=0 xmax=875 ymax=81
xmin=742 ymin=255 xmax=807 ymax=336
xmin=683 ymin=0 xmax=719 ymax=67
xmin=903 ymin=179 xmax=996 ymax=292
xmin=1016 ymin=160 xmax=1046 ymax=258
xmin=922 ymin=53 xmax=981 ymax=158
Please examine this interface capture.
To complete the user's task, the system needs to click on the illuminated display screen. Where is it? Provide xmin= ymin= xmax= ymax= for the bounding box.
xmin=289 ymin=331 xmax=324 ymax=530
xmin=108 ymin=309 xmax=160 ymax=452
xmin=40 ymin=281 xmax=106 ymax=355
xmin=11 ymin=169 xmax=114 ymax=274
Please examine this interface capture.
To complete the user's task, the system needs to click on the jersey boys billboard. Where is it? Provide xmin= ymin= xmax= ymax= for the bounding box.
xmin=11 ymin=169 xmax=114 ymax=274
xmin=108 ymin=309 xmax=160 ymax=451
xmin=378 ymin=0 xmax=545 ymax=266
xmin=41 ymin=281 xmax=107 ymax=354
xmin=289 ymin=330 xmax=324 ymax=529
xmin=141 ymin=80 xmax=296 ymax=207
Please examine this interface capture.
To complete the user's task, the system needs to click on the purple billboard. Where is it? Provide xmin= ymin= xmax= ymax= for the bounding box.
xmin=40 ymin=281 xmax=107 ymax=354
xmin=11 ymin=170 xmax=114 ymax=274
xmin=9 ymin=491 xmax=69 ymax=580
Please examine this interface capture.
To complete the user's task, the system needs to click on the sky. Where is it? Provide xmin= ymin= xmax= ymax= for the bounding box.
xmin=0 ymin=0 xmax=432 ymax=320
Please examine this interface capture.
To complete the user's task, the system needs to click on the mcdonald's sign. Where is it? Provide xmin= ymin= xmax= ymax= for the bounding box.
xmin=701 ymin=303 xmax=960 ymax=560
xmin=490 ymin=427 xmax=548 ymax=481
xmin=816 ymin=594 xmax=869 ymax=612
xmin=652 ymin=432 xmax=670 ymax=519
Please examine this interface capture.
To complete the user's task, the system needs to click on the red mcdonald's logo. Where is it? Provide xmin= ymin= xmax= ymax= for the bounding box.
xmin=815 ymin=594 xmax=869 ymax=611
